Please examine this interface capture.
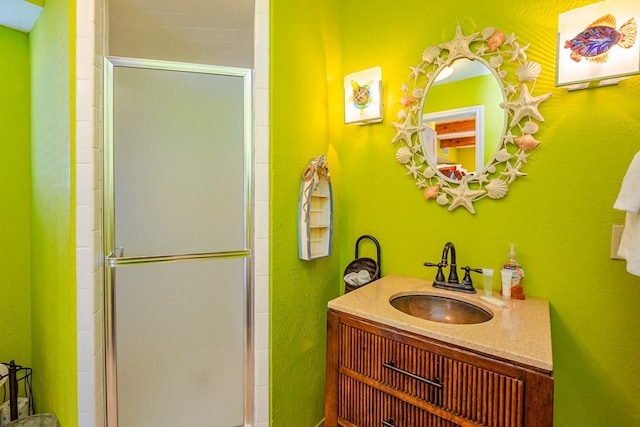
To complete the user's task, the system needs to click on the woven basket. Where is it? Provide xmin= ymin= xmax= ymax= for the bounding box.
xmin=344 ymin=235 xmax=381 ymax=293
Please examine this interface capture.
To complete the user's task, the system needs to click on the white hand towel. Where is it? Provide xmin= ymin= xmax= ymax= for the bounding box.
xmin=614 ymin=151 xmax=640 ymax=276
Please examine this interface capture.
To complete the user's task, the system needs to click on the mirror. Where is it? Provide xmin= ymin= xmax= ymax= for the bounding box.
xmin=423 ymin=58 xmax=503 ymax=180
xmin=392 ymin=25 xmax=552 ymax=214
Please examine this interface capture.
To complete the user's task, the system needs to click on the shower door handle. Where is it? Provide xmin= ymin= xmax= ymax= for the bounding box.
xmin=105 ymin=247 xmax=125 ymax=267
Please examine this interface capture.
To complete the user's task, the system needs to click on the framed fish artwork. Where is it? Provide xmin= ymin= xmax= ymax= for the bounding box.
xmin=557 ymin=0 xmax=640 ymax=89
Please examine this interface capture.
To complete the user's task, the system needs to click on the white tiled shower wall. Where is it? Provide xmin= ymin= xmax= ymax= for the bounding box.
xmin=74 ymin=0 xmax=270 ymax=425
xmin=75 ymin=0 xmax=102 ymax=425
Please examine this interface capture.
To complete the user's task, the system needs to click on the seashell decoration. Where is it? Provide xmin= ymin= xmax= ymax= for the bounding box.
xmin=436 ymin=193 xmax=449 ymax=206
xmin=424 ymin=185 xmax=440 ymax=200
xmin=391 ymin=24 xmax=551 ymax=214
xmin=515 ymin=134 xmax=540 ymax=150
xmin=395 ymin=146 xmax=413 ymax=164
xmin=486 ymin=179 xmax=509 ymax=199
xmin=399 ymin=95 xmax=417 ymax=107
xmin=423 ymin=166 xmax=436 ymax=179
xmin=495 ymin=148 xmax=512 ymax=162
xmin=521 ymin=121 xmax=539 ymax=134
xmin=487 ymin=30 xmax=506 ymax=51
xmin=422 ymin=46 xmax=440 ymax=63
xmin=516 ymin=61 xmax=541 ymax=82
xmin=481 ymin=27 xmax=496 ymax=40
xmin=490 ymin=55 xmax=504 ymax=69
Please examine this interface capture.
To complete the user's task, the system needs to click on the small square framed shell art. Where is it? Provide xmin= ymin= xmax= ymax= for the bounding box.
xmin=556 ymin=0 xmax=640 ymax=89
xmin=344 ymin=67 xmax=383 ymax=124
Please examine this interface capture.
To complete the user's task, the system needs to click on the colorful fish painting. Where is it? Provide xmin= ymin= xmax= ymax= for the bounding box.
xmin=564 ymin=14 xmax=637 ymax=63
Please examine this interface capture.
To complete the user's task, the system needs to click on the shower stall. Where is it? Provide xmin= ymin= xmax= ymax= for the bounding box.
xmin=102 ymin=57 xmax=253 ymax=427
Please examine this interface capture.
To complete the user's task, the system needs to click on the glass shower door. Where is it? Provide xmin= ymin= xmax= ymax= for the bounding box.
xmin=103 ymin=57 xmax=253 ymax=427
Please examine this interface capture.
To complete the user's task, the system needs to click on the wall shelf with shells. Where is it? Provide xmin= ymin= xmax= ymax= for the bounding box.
xmin=391 ymin=25 xmax=552 ymax=214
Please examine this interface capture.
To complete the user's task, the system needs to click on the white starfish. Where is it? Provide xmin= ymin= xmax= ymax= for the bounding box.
xmin=438 ymin=25 xmax=479 ymax=62
xmin=516 ymin=151 xmax=530 ymax=163
xmin=474 ymin=173 xmax=490 ymax=185
xmin=405 ymin=162 xmax=421 ymax=179
xmin=505 ymin=33 xmax=518 ymax=45
xmin=503 ymin=130 xmax=517 ymax=144
xmin=501 ymin=84 xmax=551 ymax=128
xmin=504 ymin=83 xmax=518 ymax=96
xmin=500 ymin=161 xmax=527 ymax=183
xmin=442 ymin=177 xmax=486 ymax=214
xmin=391 ymin=117 xmax=424 ymax=145
xmin=509 ymin=41 xmax=529 ymax=62
xmin=409 ymin=64 xmax=425 ymax=80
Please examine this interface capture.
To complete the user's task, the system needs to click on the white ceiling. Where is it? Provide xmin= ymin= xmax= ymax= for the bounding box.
xmin=433 ymin=58 xmax=491 ymax=86
xmin=109 ymin=0 xmax=255 ymax=68
xmin=0 ymin=0 xmax=43 ymax=33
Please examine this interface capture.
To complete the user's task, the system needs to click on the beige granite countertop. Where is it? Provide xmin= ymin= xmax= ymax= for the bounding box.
xmin=328 ymin=275 xmax=553 ymax=372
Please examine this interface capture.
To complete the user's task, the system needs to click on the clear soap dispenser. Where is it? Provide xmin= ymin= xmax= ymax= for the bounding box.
xmin=500 ymin=243 xmax=525 ymax=300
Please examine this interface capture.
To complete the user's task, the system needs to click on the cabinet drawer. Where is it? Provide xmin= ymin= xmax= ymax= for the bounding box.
xmin=339 ymin=322 xmax=525 ymax=426
xmin=339 ymin=321 xmax=444 ymax=405
xmin=338 ymin=373 xmax=458 ymax=427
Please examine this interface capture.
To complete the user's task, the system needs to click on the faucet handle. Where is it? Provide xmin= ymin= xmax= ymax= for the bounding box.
xmin=424 ymin=261 xmax=446 ymax=285
xmin=460 ymin=266 xmax=483 ymax=287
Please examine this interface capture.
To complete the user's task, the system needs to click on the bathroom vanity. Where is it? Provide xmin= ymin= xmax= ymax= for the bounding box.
xmin=325 ymin=275 xmax=553 ymax=427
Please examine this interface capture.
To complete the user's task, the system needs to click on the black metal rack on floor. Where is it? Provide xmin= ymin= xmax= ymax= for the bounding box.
xmin=0 ymin=361 xmax=34 ymax=422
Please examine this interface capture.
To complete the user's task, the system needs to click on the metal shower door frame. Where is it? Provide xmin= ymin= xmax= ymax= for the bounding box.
xmin=102 ymin=56 xmax=254 ymax=427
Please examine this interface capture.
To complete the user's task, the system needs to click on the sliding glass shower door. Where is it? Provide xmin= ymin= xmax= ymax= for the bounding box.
xmin=103 ymin=57 xmax=253 ymax=427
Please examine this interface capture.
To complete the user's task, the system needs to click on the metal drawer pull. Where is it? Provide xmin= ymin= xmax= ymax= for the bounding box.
xmin=382 ymin=418 xmax=396 ymax=426
xmin=383 ymin=361 xmax=442 ymax=389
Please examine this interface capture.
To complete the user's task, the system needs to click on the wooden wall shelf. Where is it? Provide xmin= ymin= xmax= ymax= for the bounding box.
xmin=298 ymin=155 xmax=333 ymax=260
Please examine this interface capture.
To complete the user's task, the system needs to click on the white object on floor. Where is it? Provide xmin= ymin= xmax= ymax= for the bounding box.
xmin=613 ymin=151 xmax=640 ymax=276
xmin=0 ymin=364 xmax=7 ymax=389
xmin=0 ymin=397 xmax=30 ymax=425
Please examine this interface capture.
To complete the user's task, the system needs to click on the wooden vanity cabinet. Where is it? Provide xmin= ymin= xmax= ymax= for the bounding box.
xmin=325 ymin=310 xmax=553 ymax=427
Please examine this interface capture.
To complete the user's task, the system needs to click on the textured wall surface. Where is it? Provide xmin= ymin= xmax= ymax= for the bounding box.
xmin=337 ymin=0 xmax=640 ymax=426
xmin=272 ymin=0 xmax=640 ymax=425
xmin=30 ymin=0 xmax=78 ymax=424
xmin=0 ymin=26 xmax=31 ymax=367
xmin=270 ymin=0 xmax=342 ymax=425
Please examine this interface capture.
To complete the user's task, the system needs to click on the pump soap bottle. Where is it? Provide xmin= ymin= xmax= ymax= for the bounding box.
xmin=500 ymin=243 xmax=525 ymax=300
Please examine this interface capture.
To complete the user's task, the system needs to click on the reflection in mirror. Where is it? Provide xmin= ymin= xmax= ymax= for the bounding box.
xmin=423 ymin=105 xmax=485 ymax=180
xmin=422 ymin=58 xmax=504 ymax=181
xmin=392 ymin=26 xmax=552 ymax=214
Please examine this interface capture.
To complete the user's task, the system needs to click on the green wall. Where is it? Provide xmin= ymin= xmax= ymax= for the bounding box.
xmin=30 ymin=0 xmax=77 ymax=424
xmin=270 ymin=0 xmax=341 ymax=425
xmin=272 ymin=0 xmax=640 ymax=425
xmin=0 ymin=26 xmax=32 ymax=367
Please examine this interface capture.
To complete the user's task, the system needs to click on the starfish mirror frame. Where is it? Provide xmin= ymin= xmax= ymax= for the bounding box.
xmin=392 ymin=25 xmax=552 ymax=214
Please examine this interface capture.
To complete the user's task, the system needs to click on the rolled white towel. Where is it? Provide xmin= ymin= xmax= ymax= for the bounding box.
xmin=614 ymin=151 xmax=640 ymax=276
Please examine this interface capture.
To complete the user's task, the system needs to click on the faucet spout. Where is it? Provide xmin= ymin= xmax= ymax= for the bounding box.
xmin=426 ymin=242 xmax=475 ymax=293
xmin=441 ymin=242 xmax=459 ymax=285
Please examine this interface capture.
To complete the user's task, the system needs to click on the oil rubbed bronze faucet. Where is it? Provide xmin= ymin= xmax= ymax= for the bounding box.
xmin=424 ymin=242 xmax=476 ymax=294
